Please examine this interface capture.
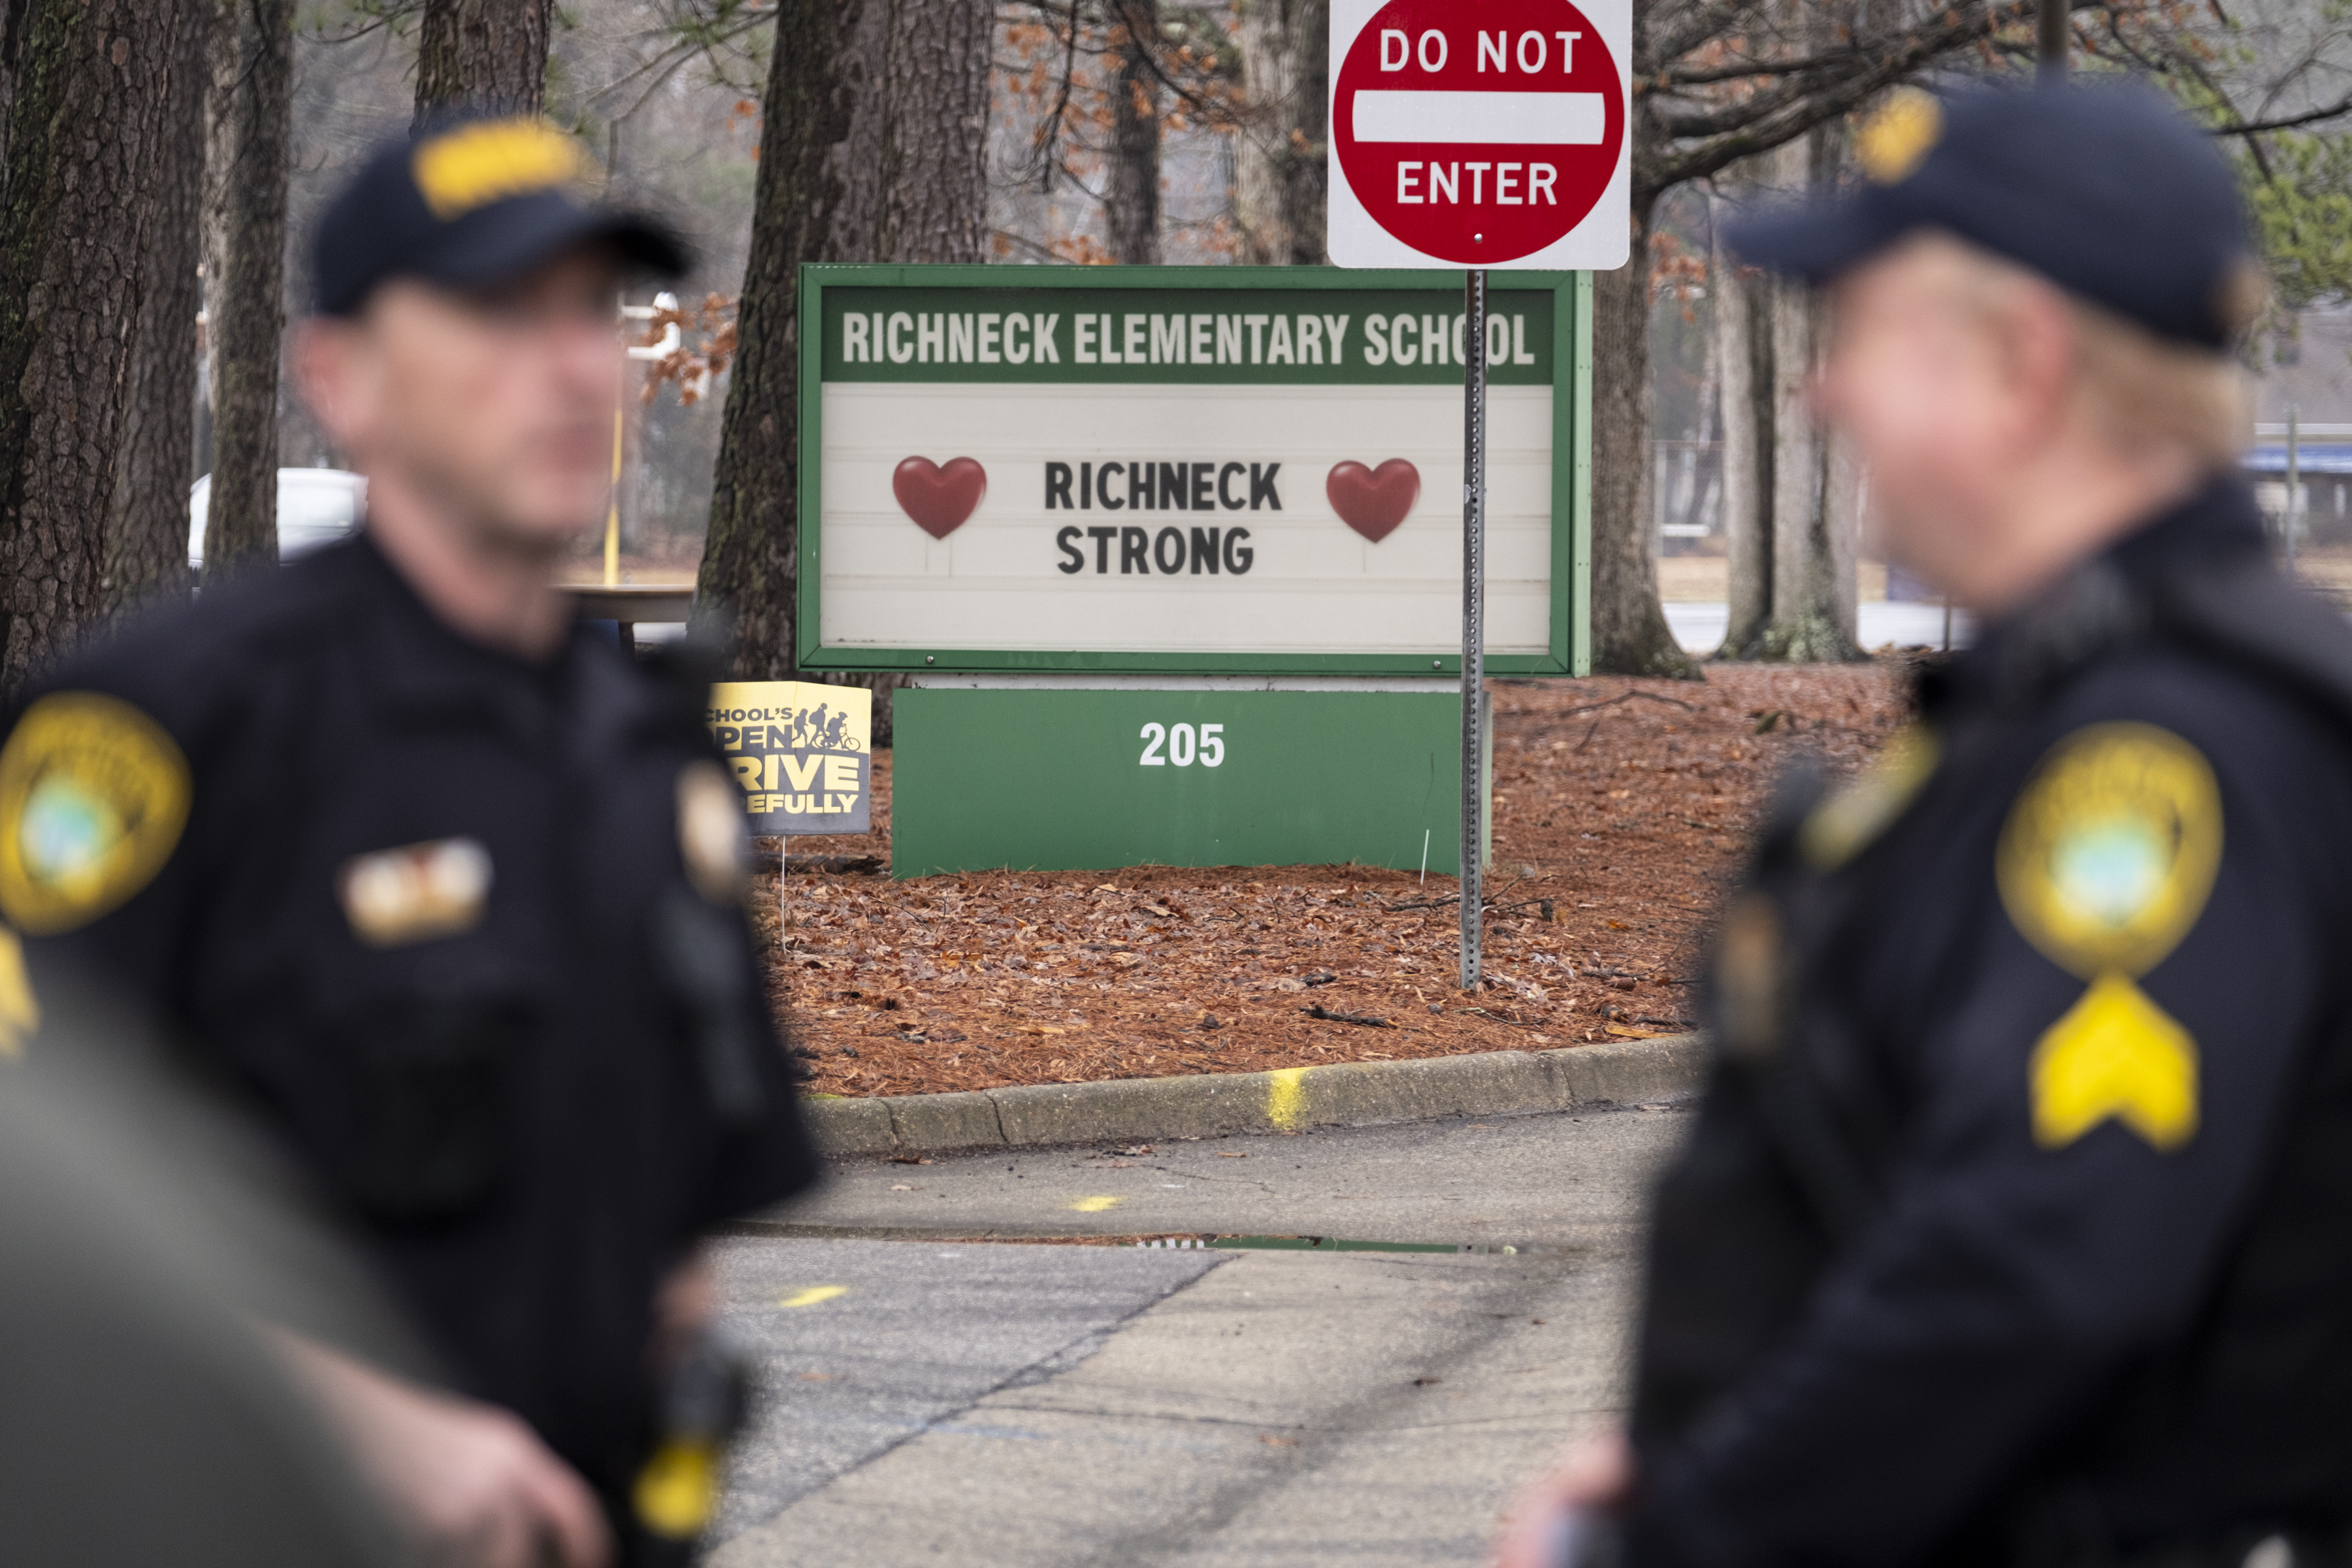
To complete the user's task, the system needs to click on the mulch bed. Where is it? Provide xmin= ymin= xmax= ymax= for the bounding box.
xmin=755 ymin=663 xmax=1915 ymax=1100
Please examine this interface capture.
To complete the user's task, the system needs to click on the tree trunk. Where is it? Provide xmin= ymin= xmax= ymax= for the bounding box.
xmin=1103 ymin=0 xmax=1161 ymax=265
xmin=696 ymin=0 xmax=989 ymax=740
xmin=1752 ymin=129 xmax=1862 ymax=663
xmin=110 ymin=0 xmax=208 ymax=614
xmin=1234 ymin=0 xmax=1328 ymax=266
xmin=414 ymin=0 xmax=550 ymax=122
xmin=1712 ymin=197 xmax=1771 ymax=659
xmin=1590 ymin=191 xmax=1701 ymax=678
xmin=202 ymin=0 xmax=291 ymax=587
xmin=0 ymin=0 xmax=183 ymax=687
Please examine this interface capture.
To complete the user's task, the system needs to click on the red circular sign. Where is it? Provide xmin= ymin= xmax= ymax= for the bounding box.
xmin=1333 ymin=0 xmax=1624 ymax=265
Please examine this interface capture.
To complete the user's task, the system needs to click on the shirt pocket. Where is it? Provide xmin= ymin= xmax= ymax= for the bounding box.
xmin=318 ymin=962 xmax=537 ymax=1226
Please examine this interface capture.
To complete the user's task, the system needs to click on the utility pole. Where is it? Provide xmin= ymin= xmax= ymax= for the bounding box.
xmin=2038 ymin=0 xmax=2068 ymax=79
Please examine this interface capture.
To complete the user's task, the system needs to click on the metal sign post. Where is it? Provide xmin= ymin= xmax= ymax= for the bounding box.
xmin=1460 ymin=268 xmax=1486 ymax=990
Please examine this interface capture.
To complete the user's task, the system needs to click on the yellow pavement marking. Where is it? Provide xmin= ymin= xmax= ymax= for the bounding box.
xmin=777 ymin=1285 xmax=849 ymax=1309
xmin=1069 ymin=1196 xmax=1124 ymax=1213
xmin=1267 ymin=1067 xmax=1309 ymax=1131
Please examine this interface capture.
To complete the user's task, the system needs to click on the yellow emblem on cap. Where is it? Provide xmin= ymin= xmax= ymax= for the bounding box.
xmin=412 ymin=118 xmax=587 ymax=220
xmin=2030 ymin=971 xmax=2198 ymax=1151
xmin=1857 ymin=88 xmax=1942 ymax=186
xmin=1998 ymin=723 xmax=2221 ymax=979
xmin=0 ymin=694 xmax=191 ymax=937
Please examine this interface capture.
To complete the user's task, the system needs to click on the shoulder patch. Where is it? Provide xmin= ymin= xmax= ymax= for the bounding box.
xmin=0 ymin=694 xmax=191 ymax=936
xmin=1997 ymin=722 xmax=2221 ymax=979
xmin=2031 ymin=972 xmax=2198 ymax=1151
xmin=0 ymin=927 xmax=39 ymax=1058
xmin=1802 ymin=724 xmax=1939 ymax=870
xmin=678 ymin=760 xmax=750 ymax=904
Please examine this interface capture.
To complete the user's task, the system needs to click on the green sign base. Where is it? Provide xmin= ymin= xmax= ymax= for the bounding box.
xmin=891 ymin=685 xmax=1490 ymax=878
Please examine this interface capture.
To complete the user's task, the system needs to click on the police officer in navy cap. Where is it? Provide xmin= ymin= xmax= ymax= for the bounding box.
xmin=1498 ymin=80 xmax=2352 ymax=1568
xmin=0 ymin=114 xmax=817 ymax=1567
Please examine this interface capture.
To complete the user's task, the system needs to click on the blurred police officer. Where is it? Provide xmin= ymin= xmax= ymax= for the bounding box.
xmin=1499 ymin=82 xmax=2352 ymax=1567
xmin=0 ymin=114 xmax=816 ymax=1567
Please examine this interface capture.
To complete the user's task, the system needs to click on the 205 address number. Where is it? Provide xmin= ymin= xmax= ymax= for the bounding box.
xmin=1139 ymin=722 xmax=1225 ymax=768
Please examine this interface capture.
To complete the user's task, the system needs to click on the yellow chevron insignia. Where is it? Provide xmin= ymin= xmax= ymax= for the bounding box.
xmin=1801 ymin=723 xmax=1939 ymax=870
xmin=1997 ymin=723 xmax=2221 ymax=979
xmin=2031 ymin=972 xmax=2198 ymax=1152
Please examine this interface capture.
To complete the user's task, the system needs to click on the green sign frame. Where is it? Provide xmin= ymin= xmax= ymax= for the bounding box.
xmin=794 ymin=263 xmax=1593 ymax=678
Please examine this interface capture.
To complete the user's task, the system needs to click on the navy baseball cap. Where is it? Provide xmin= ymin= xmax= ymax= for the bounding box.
xmin=312 ymin=113 xmax=687 ymax=317
xmin=1725 ymin=82 xmax=2260 ymax=350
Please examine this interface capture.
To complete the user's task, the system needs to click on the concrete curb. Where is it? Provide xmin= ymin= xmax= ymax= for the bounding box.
xmin=802 ymin=1033 xmax=1710 ymax=1157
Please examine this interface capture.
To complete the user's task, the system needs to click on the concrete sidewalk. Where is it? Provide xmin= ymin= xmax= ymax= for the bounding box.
xmin=712 ymin=1104 xmax=1693 ymax=1566
xmin=803 ymin=1032 xmax=1710 ymax=1157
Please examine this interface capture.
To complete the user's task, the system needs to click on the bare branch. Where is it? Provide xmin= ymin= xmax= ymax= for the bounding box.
xmin=2213 ymin=93 xmax=2352 ymax=136
xmin=1644 ymin=0 xmax=2034 ymax=195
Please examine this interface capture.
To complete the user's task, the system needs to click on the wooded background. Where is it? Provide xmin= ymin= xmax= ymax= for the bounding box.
xmin=0 ymin=0 xmax=2340 ymax=698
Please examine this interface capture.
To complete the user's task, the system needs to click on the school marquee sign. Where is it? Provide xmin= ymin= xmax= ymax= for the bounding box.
xmin=794 ymin=265 xmax=1592 ymax=678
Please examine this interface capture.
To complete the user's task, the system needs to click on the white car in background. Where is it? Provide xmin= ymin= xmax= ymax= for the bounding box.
xmin=188 ymin=468 xmax=366 ymax=571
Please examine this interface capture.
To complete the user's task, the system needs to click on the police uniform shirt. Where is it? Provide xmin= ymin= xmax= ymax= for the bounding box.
xmin=1629 ymin=480 xmax=2352 ymax=1563
xmin=0 ymin=534 xmax=818 ymax=1498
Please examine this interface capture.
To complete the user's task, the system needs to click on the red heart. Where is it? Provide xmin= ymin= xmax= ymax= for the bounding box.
xmin=1326 ymin=459 xmax=1420 ymax=543
xmin=892 ymin=456 xmax=987 ymax=538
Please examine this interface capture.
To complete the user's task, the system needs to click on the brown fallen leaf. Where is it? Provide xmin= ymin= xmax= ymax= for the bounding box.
xmin=1260 ymin=1434 xmax=1299 ymax=1447
xmin=1215 ymin=1151 xmax=1249 ymax=1159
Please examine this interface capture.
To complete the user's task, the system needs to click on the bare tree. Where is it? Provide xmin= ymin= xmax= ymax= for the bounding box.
xmin=696 ymin=0 xmax=991 ymax=736
xmin=1711 ymin=125 xmax=1863 ymax=661
xmin=1590 ymin=0 xmax=2046 ymax=677
xmin=1103 ymin=0 xmax=1161 ymax=261
xmin=112 ymin=1 xmax=211 ymax=614
xmin=203 ymin=0 xmax=295 ymax=586
xmin=0 ymin=1 xmax=188 ymax=685
xmin=992 ymin=3 xmax=1247 ymax=264
xmin=415 ymin=0 xmax=551 ymax=122
xmin=1233 ymin=0 xmax=1326 ymax=265
xmin=1712 ymin=197 xmax=1771 ymax=657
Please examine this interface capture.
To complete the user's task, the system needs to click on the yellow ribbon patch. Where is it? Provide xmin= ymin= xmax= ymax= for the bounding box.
xmin=0 ymin=694 xmax=191 ymax=936
xmin=2029 ymin=972 xmax=2198 ymax=1152
xmin=1999 ymin=723 xmax=2221 ymax=1152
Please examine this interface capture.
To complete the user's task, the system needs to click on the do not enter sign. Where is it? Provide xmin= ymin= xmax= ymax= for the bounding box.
xmin=1327 ymin=0 xmax=1630 ymax=270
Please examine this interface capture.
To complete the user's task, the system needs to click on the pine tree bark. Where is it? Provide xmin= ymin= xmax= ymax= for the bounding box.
xmin=696 ymin=0 xmax=989 ymax=737
xmin=0 ymin=0 xmax=184 ymax=686
xmin=202 ymin=0 xmax=291 ymax=586
xmin=1103 ymin=0 xmax=1162 ymax=265
xmin=110 ymin=0 xmax=208 ymax=613
xmin=414 ymin=0 xmax=549 ymax=123
xmin=1234 ymin=0 xmax=1326 ymax=265
xmin=1589 ymin=191 xmax=1701 ymax=678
